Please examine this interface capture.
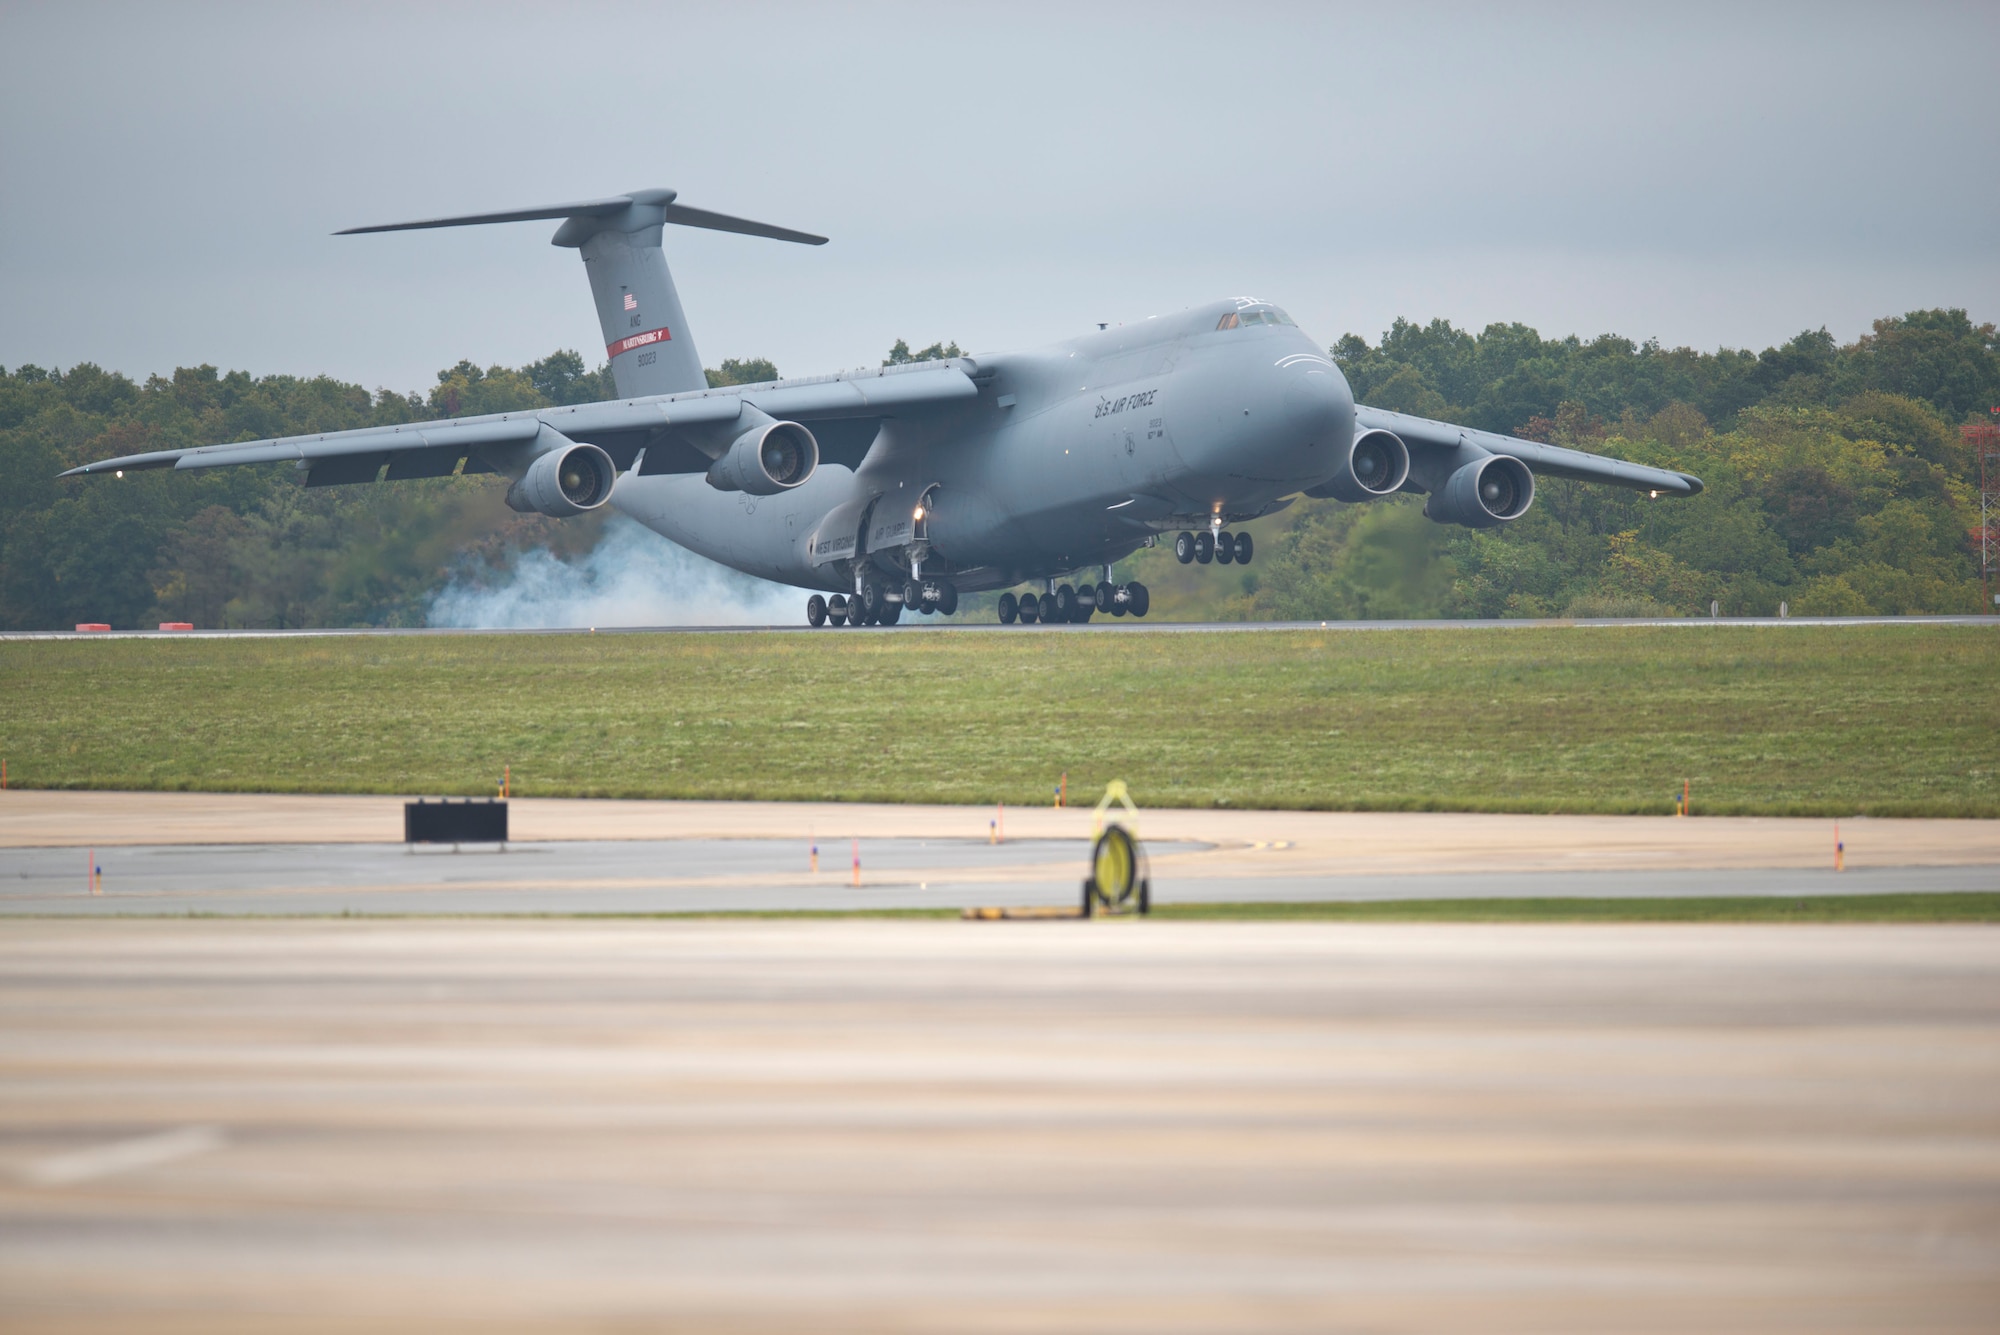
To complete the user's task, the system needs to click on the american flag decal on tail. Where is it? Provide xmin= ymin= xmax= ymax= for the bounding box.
xmin=623 ymin=293 xmax=637 ymax=311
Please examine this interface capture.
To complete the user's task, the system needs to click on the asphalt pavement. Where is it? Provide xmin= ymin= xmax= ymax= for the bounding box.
xmin=5 ymin=836 xmax=1992 ymax=914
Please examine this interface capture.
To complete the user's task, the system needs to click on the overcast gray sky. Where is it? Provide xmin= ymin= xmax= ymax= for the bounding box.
xmin=3 ymin=1 xmax=1994 ymax=396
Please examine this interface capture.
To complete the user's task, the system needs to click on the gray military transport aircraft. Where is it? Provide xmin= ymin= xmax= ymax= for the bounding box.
xmin=63 ymin=189 xmax=1703 ymax=626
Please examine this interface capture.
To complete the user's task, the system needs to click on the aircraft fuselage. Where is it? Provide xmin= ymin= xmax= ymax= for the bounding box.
xmin=612 ymin=298 xmax=1349 ymax=595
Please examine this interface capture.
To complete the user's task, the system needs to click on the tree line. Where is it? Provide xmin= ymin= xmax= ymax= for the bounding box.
xmin=0 ymin=311 xmax=1993 ymax=630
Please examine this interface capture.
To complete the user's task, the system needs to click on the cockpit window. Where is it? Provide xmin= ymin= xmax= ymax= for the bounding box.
xmin=1222 ymin=307 xmax=1296 ymax=329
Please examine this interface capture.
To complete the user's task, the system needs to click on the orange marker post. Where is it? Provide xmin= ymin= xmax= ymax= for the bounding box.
xmin=89 ymin=847 xmax=97 ymax=896
xmin=1834 ymin=821 xmax=1845 ymax=872
xmin=851 ymin=839 xmax=860 ymax=888
xmin=503 ymin=764 xmax=510 ymax=799
xmin=810 ymin=841 xmax=819 ymax=874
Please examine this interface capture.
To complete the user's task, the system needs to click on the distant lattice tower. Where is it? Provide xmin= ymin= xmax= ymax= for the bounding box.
xmin=1969 ymin=414 xmax=2000 ymax=612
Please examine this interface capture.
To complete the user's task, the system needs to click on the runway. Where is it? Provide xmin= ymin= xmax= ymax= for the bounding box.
xmin=1 ymin=917 xmax=1995 ymax=1332
xmin=3 ymin=613 xmax=1994 ymax=639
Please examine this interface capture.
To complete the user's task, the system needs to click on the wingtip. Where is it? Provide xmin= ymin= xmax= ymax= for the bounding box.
xmin=1682 ymin=474 xmax=1705 ymax=495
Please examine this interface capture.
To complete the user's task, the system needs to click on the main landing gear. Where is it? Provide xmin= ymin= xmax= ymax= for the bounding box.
xmin=806 ymin=578 xmax=958 ymax=627
xmin=996 ymin=580 xmax=1149 ymax=625
xmin=1174 ymin=529 xmax=1253 ymax=565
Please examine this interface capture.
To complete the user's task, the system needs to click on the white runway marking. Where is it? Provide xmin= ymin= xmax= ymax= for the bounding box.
xmin=21 ymin=1125 xmax=225 ymax=1187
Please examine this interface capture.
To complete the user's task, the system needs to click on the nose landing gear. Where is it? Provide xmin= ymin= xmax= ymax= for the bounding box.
xmin=1173 ymin=529 xmax=1252 ymax=567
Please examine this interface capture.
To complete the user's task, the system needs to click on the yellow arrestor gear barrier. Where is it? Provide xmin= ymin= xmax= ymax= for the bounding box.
xmin=1082 ymin=781 xmax=1149 ymax=917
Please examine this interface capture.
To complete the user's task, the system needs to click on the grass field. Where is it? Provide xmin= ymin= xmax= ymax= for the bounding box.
xmin=1147 ymin=893 xmax=2000 ymax=922
xmin=1 ymin=623 xmax=1995 ymax=816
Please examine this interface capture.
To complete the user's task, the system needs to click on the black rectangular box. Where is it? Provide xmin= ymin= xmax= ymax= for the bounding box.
xmin=404 ymin=799 xmax=508 ymax=844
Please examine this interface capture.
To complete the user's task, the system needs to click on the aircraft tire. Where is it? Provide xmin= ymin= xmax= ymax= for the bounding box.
xmin=937 ymin=582 xmax=959 ymax=616
xmin=1017 ymin=593 xmax=1038 ymax=624
xmin=1194 ymin=531 xmax=1215 ymax=564
xmin=997 ymin=592 xmax=1018 ymax=624
xmin=1174 ymin=532 xmax=1196 ymax=563
xmin=903 ymin=579 xmax=925 ymax=614
xmin=877 ymin=599 xmax=901 ymax=626
xmin=1054 ymin=584 xmax=1077 ymax=621
xmin=806 ymin=594 xmax=827 ymax=627
xmin=1072 ymin=599 xmax=1093 ymax=624
xmin=1234 ymin=532 xmax=1253 ymax=564
xmin=827 ymin=593 xmax=849 ymax=627
xmin=1038 ymin=593 xmax=1059 ymax=624
xmin=1215 ymin=532 xmax=1235 ymax=564
xmin=1097 ymin=581 xmax=1121 ymax=617
xmin=1128 ymin=582 xmax=1150 ymax=617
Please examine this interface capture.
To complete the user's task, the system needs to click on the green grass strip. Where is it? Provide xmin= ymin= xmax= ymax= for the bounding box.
xmin=1 ymin=623 xmax=1997 ymax=816
xmin=1148 ymin=892 xmax=2000 ymax=922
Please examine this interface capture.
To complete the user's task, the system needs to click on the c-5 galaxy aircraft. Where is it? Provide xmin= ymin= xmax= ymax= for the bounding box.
xmin=63 ymin=189 xmax=1702 ymax=626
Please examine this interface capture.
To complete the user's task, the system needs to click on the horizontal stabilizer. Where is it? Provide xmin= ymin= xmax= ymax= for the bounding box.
xmin=336 ymin=188 xmax=827 ymax=245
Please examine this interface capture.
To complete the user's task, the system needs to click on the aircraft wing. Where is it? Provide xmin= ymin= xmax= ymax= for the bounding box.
xmin=58 ymin=362 xmax=980 ymax=485
xmin=1355 ymin=404 xmax=1703 ymax=496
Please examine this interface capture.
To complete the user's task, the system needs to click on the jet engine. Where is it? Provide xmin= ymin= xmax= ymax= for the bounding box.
xmin=507 ymin=438 xmax=617 ymax=517
xmin=705 ymin=420 xmax=818 ymax=495
xmin=1304 ymin=428 xmax=1411 ymax=502
xmin=1423 ymin=454 xmax=1535 ymax=528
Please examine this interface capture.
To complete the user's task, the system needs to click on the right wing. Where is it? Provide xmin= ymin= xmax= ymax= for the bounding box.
xmin=1355 ymin=404 xmax=1703 ymax=496
xmin=59 ymin=361 xmax=981 ymax=485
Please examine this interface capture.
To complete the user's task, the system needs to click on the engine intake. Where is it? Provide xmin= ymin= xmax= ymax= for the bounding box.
xmin=1425 ymin=454 xmax=1535 ymax=528
xmin=508 ymin=439 xmax=617 ymax=517
xmin=706 ymin=421 xmax=818 ymax=495
xmin=1304 ymin=428 xmax=1411 ymax=502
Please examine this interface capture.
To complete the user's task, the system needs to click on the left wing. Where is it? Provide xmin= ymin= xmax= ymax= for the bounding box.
xmin=59 ymin=361 xmax=982 ymax=485
xmin=1355 ymin=404 xmax=1702 ymax=496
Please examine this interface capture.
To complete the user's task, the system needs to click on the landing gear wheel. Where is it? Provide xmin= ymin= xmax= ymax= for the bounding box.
xmin=997 ymin=592 xmax=1018 ymax=625
xmin=1215 ymin=531 xmax=1235 ymax=564
xmin=1054 ymin=584 xmax=1078 ymax=622
xmin=806 ymin=594 xmax=827 ymax=627
xmin=903 ymin=579 xmax=926 ymax=614
xmin=1233 ymin=532 xmax=1253 ymax=565
xmin=1017 ymin=593 xmax=1039 ymax=624
xmin=1097 ymin=581 xmax=1121 ymax=617
xmin=1194 ymin=531 xmax=1215 ymax=564
xmin=827 ymin=593 xmax=850 ymax=627
xmin=1174 ymin=531 xmax=1196 ymax=564
xmin=936 ymin=582 xmax=959 ymax=616
xmin=877 ymin=599 xmax=902 ymax=626
xmin=1072 ymin=590 xmax=1094 ymax=623
xmin=859 ymin=577 xmax=884 ymax=622
xmin=1038 ymin=592 xmax=1059 ymax=624
xmin=1127 ymin=581 xmax=1150 ymax=617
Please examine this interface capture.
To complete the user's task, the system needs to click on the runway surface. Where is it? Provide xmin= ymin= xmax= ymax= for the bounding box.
xmin=3 ymin=613 xmax=1994 ymax=639
xmin=1 ymin=917 xmax=1994 ymax=1332
xmin=6 ymin=837 xmax=1997 ymax=915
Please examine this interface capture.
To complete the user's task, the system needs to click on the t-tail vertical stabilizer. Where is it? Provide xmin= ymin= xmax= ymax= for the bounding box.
xmin=337 ymin=189 xmax=827 ymax=399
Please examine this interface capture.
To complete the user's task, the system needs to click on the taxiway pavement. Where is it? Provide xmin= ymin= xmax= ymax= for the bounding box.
xmin=5 ymin=792 xmax=1995 ymax=914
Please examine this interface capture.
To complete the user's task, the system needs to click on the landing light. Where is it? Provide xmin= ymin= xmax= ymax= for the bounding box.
xmin=1649 ymin=489 xmax=1660 ymax=499
xmin=115 ymin=470 xmax=124 ymax=478
xmin=913 ymin=505 xmax=925 ymax=520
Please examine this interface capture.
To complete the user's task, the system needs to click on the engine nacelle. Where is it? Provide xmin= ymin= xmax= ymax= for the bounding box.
xmin=507 ymin=438 xmax=617 ymax=517
xmin=1424 ymin=454 xmax=1535 ymax=528
xmin=1303 ymin=428 xmax=1411 ymax=502
xmin=706 ymin=420 xmax=818 ymax=495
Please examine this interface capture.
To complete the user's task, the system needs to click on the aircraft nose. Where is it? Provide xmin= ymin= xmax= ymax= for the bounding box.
xmin=1281 ymin=362 xmax=1351 ymax=452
